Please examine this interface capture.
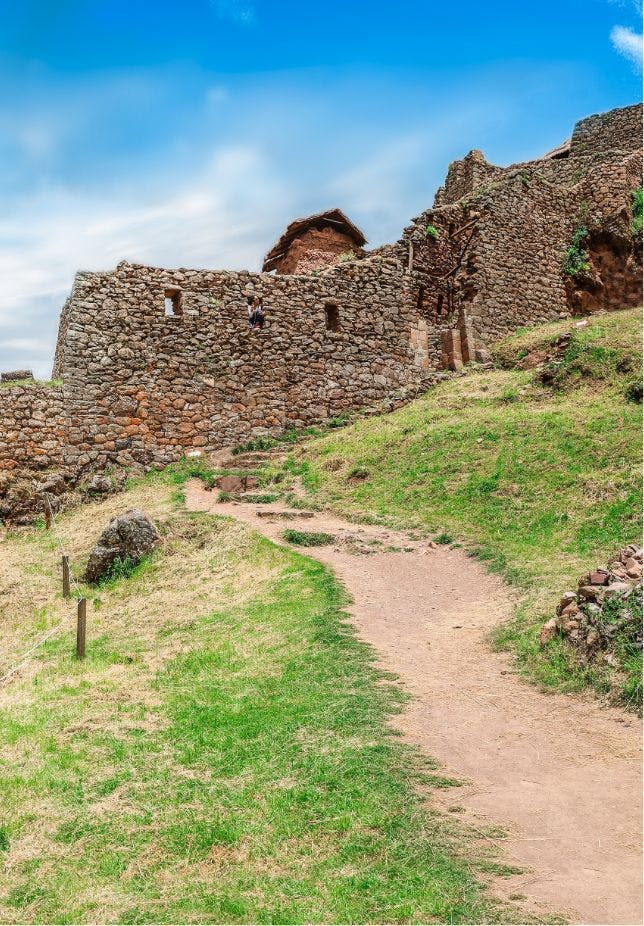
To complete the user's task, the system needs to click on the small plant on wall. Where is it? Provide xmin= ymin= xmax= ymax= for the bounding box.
xmin=631 ymin=188 xmax=643 ymax=235
xmin=425 ymin=224 xmax=439 ymax=240
xmin=563 ymin=225 xmax=590 ymax=276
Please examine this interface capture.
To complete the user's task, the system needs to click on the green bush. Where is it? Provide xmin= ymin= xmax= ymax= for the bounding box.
xmin=425 ymin=224 xmax=439 ymax=240
xmin=563 ymin=226 xmax=590 ymax=276
xmin=632 ymin=188 xmax=643 ymax=235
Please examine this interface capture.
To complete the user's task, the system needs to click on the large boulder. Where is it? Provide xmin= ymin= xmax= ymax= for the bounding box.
xmin=84 ymin=508 xmax=160 ymax=583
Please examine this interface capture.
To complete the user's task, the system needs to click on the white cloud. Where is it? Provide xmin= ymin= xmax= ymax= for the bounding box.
xmin=206 ymin=85 xmax=230 ymax=106
xmin=610 ymin=25 xmax=643 ymax=70
xmin=211 ymin=0 xmax=256 ymax=26
xmin=0 ymin=145 xmax=290 ymax=377
xmin=327 ymin=136 xmax=429 ymax=243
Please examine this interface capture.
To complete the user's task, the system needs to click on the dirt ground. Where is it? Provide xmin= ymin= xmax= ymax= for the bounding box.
xmin=186 ymin=480 xmax=643 ymax=926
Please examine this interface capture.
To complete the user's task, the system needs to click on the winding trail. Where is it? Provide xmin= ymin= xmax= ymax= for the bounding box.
xmin=186 ymin=481 xmax=642 ymax=925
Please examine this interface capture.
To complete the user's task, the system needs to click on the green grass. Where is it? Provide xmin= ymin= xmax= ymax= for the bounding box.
xmin=93 ymin=554 xmax=155 ymax=588
xmin=0 ymin=378 xmax=62 ymax=389
xmin=274 ymin=308 xmax=643 ymax=708
xmin=282 ymin=529 xmax=336 ymax=547
xmin=0 ymin=479 xmax=529 ymax=924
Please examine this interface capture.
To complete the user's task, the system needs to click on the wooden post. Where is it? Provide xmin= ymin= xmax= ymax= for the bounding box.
xmin=76 ymin=598 xmax=87 ymax=660
xmin=62 ymin=555 xmax=71 ymax=599
xmin=44 ymin=495 xmax=52 ymax=530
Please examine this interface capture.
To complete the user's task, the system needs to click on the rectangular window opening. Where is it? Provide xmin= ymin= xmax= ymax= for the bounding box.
xmin=436 ymin=294 xmax=444 ymax=319
xmin=164 ymin=288 xmax=183 ymax=316
xmin=325 ymin=302 xmax=340 ymax=331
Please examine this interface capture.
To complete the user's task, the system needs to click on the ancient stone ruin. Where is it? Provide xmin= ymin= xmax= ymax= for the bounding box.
xmin=1 ymin=103 xmax=642 ymax=522
xmin=262 ymin=208 xmax=367 ymax=275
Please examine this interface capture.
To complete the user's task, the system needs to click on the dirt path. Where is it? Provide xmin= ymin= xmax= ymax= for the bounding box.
xmin=186 ymin=481 xmax=643 ymax=925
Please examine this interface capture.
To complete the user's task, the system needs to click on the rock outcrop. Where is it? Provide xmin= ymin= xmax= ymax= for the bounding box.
xmin=83 ymin=508 xmax=161 ymax=584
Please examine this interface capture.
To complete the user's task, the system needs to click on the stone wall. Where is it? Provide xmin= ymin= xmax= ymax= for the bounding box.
xmin=434 ymin=150 xmax=502 ymax=207
xmin=0 ymin=383 xmax=67 ymax=473
xmin=570 ymin=103 xmax=643 ymax=157
xmin=434 ymin=104 xmax=642 ymax=209
xmin=55 ymin=255 xmax=440 ymax=472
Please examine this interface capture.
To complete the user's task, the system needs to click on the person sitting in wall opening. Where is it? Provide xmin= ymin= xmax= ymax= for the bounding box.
xmin=247 ymin=295 xmax=265 ymax=330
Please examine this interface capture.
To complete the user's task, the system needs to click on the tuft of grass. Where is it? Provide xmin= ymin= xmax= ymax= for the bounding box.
xmin=282 ymin=528 xmax=336 ymax=547
xmin=94 ymin=554 xmax=152 ymax=588
xmin=284 ymin=308 xmax=642 ymax=707
xmin=0 ymin=477 xmax=524 ymax=924
xmin=435 ymin=532 xmax=453 ymax=545
xmin=426 ymin=224 xmax=440 ymax=240
xmin=0 ymin=378 xmax=63 ymax=390
xmin=242 ymin=493 xmax=281 ymax=504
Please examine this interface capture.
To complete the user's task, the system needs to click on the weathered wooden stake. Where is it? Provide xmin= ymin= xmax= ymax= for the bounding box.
xmin=76 ymin=598 xmax=87 ymax=660
xmin=62 ymin=555 xmax=71 ymax=599
xmin=44 ymin=495 xmax=52 ymax=530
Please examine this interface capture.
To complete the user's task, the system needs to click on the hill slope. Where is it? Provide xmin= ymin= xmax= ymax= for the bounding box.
xmin=0 ymin=474 xmax=530 ymax=924
xmin=274 ymin=308 xmax=642 ymax=707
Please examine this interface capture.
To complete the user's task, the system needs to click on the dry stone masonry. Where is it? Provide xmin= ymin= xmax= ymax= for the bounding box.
xmin=1 ymin=103 xmax=642 ymax=522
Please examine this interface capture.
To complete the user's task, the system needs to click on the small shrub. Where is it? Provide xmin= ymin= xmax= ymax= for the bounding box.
xmin=218 ymin=490 xmax=232 ymax=502
xmin=499 ymin=387 xmax=519 ymax=403
xmin=434 ymin=532 xmax=453 ymax=545
xmin=282 ymin=529 xmax=335 ymax=547
xmin=625 ymin=380 xmax=643 ymax=403
xmin=425 ymin=224 xmax=439 ymax=240
xmin=96 ymin=555 xmax=146 ymax=587
xmin=327 ymin=414 xmax=349 ymax=429
xmin=632 ymin=188 xmax=643 ymax=235
xmin=339 ymin=250 xmax=356 ymax=263
xmin=563 ymin=226 xmax=590 ymax=276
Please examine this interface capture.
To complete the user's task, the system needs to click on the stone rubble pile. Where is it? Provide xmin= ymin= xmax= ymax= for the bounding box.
xmin=540 ymin=545 xmax=643 ymax=663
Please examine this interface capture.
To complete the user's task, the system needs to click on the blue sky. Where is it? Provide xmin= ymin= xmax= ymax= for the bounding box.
xmin=0 ymin=0 xmax=641 ymax=376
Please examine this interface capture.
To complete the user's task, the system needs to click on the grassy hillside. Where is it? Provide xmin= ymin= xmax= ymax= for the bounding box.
xmin=271 ymin=308 xmax=642 ymax=708
xmin=0 ymin=473 xmax=530 ymax=924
